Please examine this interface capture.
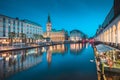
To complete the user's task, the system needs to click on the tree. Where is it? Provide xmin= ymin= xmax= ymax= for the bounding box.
xmin=19 ymin=33 xmax=26 ymax=43
xmin=39 ymin=35 xmax=44 ymax=39
xmin=8 ymin=32 xmax=16 ymax=46
xmin=33 ymin=34 xmax=44 ymax=40
xmin=33 ymin=34 xmax=44 ymax=43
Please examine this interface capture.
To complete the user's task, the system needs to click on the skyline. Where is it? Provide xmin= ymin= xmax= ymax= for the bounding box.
xmin=0 ymin=0 xmax=113 ymax=37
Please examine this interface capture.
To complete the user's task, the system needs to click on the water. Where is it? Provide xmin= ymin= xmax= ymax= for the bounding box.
xmin=0 ymin=43 xmax=97 ymax=80
xmin=105 ymin=72 xmax=120 ymax=80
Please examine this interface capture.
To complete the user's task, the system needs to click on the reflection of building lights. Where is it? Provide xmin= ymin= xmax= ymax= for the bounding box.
xmin=48 ymin=45 xmax=65 ymax=53
xmin=61 ymin=44 xmax=65 ymax=50
xmin=49 ymin=46 xmax=53 ymax=51
xmin=47 ymin=50 xmax=52 ymax=63
xmin=76 ymin=44 xmax=79 ymax=50
xmin=80 ymin=43 xmax=82 ymax=49
xmin=14 ymin=55 xmax=17 ymax=59
xmin=42 ymin=47 xmax=45 ymax=52
xmin=70 ymin=44 xmax=75 ymax=50
xmin=70 ymin=43 xmax=83 ymax=51
xmin=6 ymin=57 xmax=9 ymax=61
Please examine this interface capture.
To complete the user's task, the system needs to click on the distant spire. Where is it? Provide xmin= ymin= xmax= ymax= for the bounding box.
xmin=47 ymin=13 xmax=51 ymax=23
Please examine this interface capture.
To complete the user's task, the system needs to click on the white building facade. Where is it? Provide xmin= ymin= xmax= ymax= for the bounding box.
xmin=0 ymin=14 xmax=43 ymax=45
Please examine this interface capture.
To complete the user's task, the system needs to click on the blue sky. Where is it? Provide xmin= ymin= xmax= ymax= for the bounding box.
xmin=0 ymin=0 xmax=113 ymax=37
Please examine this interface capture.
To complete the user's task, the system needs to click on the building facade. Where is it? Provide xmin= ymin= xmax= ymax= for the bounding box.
xmin=43 ymin=15 xmax=68 ymax=42
xmin=70 ymin=30 xmax=86 ymax=41
xmin=95 ymin=0 xmax=120 ymax=47
xmin=0 ymin=14 xmax=43 ymax=45
xmin=22 ymin=20 xmax=43 ymax=43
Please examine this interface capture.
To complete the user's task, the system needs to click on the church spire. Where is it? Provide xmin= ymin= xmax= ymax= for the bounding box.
xmin=47 ymin=14 xmax=51 ymax=23
xmin=46 ymin=13 xmax=52 ymax=36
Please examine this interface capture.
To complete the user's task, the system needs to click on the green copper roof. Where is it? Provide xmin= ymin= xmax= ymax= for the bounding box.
xmin=47 ymin=14 xmax=51 ymax=23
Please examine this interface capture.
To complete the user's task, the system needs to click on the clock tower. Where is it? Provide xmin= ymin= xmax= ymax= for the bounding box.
xmin=46 ymin=14 xmax=52 ymax=36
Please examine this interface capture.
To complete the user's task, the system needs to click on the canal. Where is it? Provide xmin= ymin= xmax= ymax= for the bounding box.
xmin=0 ymin=43 xmax=98 ymax=80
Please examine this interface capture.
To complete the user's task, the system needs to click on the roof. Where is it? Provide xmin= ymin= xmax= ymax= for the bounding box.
xmin=23 ymin=19 xmax=42 ymax=27
xmin=51 ymin=29 xmax=65 ymax=33
xmin=70 ymin=29 xmax=86 ymax=36
xmin=0 ymin=14 xmax=42 ymax=27
xmin=70 ymin=29 xmax=83 ymax=33
xmin=0 ymin=14 xmax=19 ymax=20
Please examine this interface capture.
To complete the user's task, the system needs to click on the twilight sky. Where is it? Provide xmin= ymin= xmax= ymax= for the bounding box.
xmin=0 ymin=0 xmax=113 ymax=37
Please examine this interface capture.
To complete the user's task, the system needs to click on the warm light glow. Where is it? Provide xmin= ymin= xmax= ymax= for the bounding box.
xmin=118 ymin=21 xmax=120 ymax=43
xmin=2 ymin=53 xmax=7 ymax=57
xmin=6 ymin=57 xmax=9 ymax=61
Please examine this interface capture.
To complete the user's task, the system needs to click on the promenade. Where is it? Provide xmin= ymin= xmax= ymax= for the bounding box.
xmin=0 ymin=41 xmax=71 ymax=53
xmin=94 ymin=43 xmax=120 ymax=80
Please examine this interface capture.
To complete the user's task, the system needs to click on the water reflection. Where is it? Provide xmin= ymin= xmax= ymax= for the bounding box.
xmin=46 ymin=49 xmax=52 ymax=67
xmin=0 ymin=44 xmax=68 ymax=80
xmin=0 ymin=48 xmax=43 ymax=80
xmin=0 ymin=43 xmax=97 ymax=80
xmin=105 ymin=74 xmax=120 ymax=80
xmin=46 ymin=44 xmax=68 ymax=67
xmin=70 ymin=43 xmax=87 ymax=54
xmin=49 ymin=44 xmax=67 ymax=54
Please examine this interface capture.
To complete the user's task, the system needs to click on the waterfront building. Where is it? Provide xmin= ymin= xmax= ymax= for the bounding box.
xmin=43 ymin=15 xmax=68 ymax=42
xmin=70 ymin=30 xmax=86 ymax=41
xmin=0 ymin=14 xmax=43 ymax=45
xmin=95 ymin=0 xmax=120 ymax=47
xmin=22 ymin=20 xmax=43 ymax=43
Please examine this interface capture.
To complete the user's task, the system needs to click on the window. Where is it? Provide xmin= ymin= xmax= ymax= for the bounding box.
xmin=17 ymin=21 xmax=19 ymax=37
xmin=13 ymin=20 xmax=15 ymax=32
xmin=21 ymin=22 xmax=23 ymax=33
xmin=3 ymin=17 xmax=6 ymax=37
xmin=8 ymin=19 xmax=11 ymax=33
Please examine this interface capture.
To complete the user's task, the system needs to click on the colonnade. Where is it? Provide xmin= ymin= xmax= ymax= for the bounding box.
xmin=96 ymin=16 xmax=120 ymax=46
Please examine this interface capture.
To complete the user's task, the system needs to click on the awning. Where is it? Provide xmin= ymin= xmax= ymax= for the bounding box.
xmin=96 ymin=44 xmax=114 ymax=53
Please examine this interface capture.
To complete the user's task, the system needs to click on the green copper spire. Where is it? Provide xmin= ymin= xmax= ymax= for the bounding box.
xmin=47 ymin=14 xmax=51 ymax=23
